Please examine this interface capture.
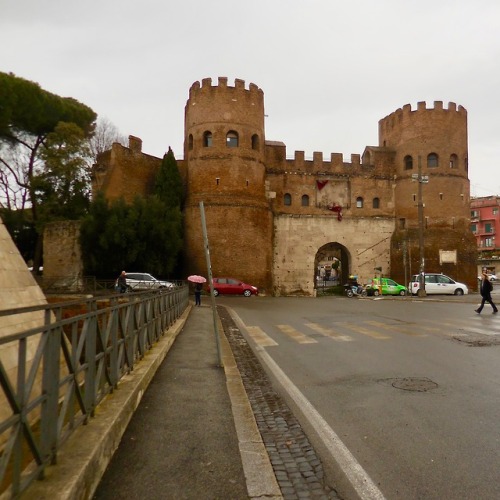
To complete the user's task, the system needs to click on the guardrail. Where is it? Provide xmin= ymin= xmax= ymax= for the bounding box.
xmin=0 ymin=285 xmax=189 ymax=498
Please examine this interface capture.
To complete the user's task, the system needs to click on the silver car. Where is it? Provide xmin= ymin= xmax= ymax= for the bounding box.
xmin=125 ymin=273 xmax=174 ymax=290
xmin=409 ymin=273 xmax=468 ymax=296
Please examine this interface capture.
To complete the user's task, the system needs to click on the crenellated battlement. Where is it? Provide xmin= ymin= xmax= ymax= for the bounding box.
xmin=380 ymin=100 xmax=467 ymax=129
xmin=188 ymin=76 xmax=263 ymax=101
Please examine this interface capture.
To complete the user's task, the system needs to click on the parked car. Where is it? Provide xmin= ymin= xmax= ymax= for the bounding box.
xmin=208 ymin=277 xmax=258 ymax=297
xmin=125 ymin=272 xmax=175 ymax=290
xmin=409 ymin=273 xmax=468 ymax=296
xmin=366 ymin=277 xmax=407 ymax=296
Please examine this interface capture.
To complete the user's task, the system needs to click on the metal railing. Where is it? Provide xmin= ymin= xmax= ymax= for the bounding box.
xmin=0 ymin=285 xmax=189 ymax=498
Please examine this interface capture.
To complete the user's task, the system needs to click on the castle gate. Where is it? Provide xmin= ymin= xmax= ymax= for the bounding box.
xmin=272 ymin=214 xmax=395 ymax=296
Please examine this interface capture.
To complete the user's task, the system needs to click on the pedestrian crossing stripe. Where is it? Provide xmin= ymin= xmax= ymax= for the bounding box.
xmin=304 ymin=323 xmax=353 ymax=342
xmin=364 ymin=320 xmax=428 ymax=337
xmin=242 ymin=315 xmax=499 ymax=347
xmin=245 ymin=326 xmax=278 ymax=346
xmin=276 ymin=324 xmax=318 ymax=343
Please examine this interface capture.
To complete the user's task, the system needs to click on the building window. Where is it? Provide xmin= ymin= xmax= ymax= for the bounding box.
xmin=203 ymin=131 xmax=212 ymax=147
xmin=188 ymin=134 xmax=193 ymax=150
xmin=485 ymin=223 xmax=493 ymax=233
xmin=449 ymin=154 xmax=458 ymax=168
xmin=471 ymin=223 xmax=477 ymax=233
xmin=471 ymin=210 xmax=479 ymax=218
xmin=356 ymin=197 xmax=363 ymax=208
xmin=404 ymin=155 xmax=413 ymax=170
xmin=399 ymin=218 xmax=406 ymax=229
xmin=493 ymin=208 xmax=499 ymax=215
xmin=251 ymin=134 xmax=260 ymax=150
xmin=427 ymin=153 xmax=438 ymax=168
xmin=284 ymin=193 xmax=292 ymax=206
xmin=301 ymin=194 xmax=309 ymax=206
xmin=485 ymin=237 xmax=494 ymax=247
xmin=226 ymin=130 xmax=239 ymax=147
xmin=372 ymin=197 xmax=380 ymax=209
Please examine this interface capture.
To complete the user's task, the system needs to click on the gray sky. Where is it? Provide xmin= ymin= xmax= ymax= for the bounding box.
xmin=1 ymin=0 xmax=499 ymax=197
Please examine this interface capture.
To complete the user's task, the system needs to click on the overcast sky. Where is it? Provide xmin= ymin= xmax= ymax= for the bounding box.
xmin=1 ymin=0 xmax=499 ymax=197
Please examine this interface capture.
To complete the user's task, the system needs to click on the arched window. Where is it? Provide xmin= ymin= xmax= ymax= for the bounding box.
xmin=284 ymin=193 xmax=292 ymax=206
xmin=188 ymin=134 xmax=193 ymax=150
xmin=404 ymin=155 xmax=413 ymax=170
xmin=203 ymin=131 xmax=212 ymax=147
xmin=449 ymin=154 xmax=458 ymax=168
xmin=372 ymin=197 xmax=380 ymax=209
xmin=427 ymin=153 xmax=438 ymax=168
xmin=251 ymin=134 xmax=260 ymax=150
xmin=356 ymin=197 xmax=364 ymax=208
xmin=301 ymin=195 xmax=309 ymax=207
xmin=226 ymin=130 xmax=239 ymax=148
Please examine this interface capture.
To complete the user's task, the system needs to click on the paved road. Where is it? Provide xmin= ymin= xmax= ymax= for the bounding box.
xmin=218 ymin=294 xmax=500 ymax=500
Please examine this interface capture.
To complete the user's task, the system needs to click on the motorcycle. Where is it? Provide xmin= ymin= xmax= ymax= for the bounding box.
xmin=344 ymin=283 xmax=367 ymax=298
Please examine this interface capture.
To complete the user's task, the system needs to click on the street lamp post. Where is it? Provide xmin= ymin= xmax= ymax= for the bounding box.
xmin=413 ymin=157 xmax=428 ymax=297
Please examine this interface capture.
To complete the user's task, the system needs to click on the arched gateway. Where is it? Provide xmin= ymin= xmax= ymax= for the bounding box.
xmin=315 ymin=242 xmax=350 ymax=290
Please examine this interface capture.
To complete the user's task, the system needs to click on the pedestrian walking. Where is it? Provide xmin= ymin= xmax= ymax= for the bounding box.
xmin=194 ymin=283 xmax=202 ymax=306
xmin=116 ymin=271 xmax=128 ymax=293
xmin=475 ymin=271 xmax=498 ymax=314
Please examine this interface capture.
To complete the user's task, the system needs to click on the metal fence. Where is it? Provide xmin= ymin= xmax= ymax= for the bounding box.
xmin=0 ymin=285 xmax=189 ymax=498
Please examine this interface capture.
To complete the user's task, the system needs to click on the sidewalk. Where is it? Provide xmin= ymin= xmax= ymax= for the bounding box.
xmin=92 ymin=303 xmax=280 ymax=500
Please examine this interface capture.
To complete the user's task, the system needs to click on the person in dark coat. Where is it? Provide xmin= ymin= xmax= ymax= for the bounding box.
xmin=117 ymin=271 xmax=128 ymax=293
xmin=194 ymin=283 xmax=203 ymax=306
xmin=475 ymin=271 xmax=498 ymax=314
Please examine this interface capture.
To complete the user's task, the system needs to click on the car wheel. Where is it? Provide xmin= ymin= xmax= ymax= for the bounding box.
xmin=399 ymin=290 xmax=406 ymax=296
xmin=454 ymin=289 xmax=464 ymax=296
xmin=243 ymin=290 xmax=252 ymax=297
xmin=213 ymin=289 xmax=219 ymax=297
xmin=373 ymin=290 xmax=380 ymax=296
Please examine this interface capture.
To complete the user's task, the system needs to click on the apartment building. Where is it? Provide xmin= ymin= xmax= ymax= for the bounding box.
xmin=471 ymin=196 xmax=500 ymax=275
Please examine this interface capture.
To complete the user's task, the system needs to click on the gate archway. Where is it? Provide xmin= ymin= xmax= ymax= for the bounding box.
xmin=314 ymin=242 xmax=351 ymax=290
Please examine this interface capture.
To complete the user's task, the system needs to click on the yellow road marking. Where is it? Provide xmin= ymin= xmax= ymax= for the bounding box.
xmin=364 ymin=320 xmax=427 ymax=337
xmin=276 ymin=324 xmax=318 ymax=343
xmin=246 ymin=326 xmax=278 ymax=346
xmin=337 ymin=322 xmax=391 ymax=340
xmin=304 ymin=323 xmax=354 ymax=341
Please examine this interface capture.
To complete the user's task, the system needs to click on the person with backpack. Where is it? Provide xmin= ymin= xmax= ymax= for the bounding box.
xmin=475 ymin=270 xmax=498 ymax=314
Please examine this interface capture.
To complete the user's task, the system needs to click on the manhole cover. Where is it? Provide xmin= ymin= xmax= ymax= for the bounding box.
xmin=391 ymin=377 xmax=438 ymax=392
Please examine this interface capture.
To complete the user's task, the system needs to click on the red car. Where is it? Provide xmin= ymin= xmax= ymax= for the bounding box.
xmin=208 ymin=277 xmax=258 ymax=297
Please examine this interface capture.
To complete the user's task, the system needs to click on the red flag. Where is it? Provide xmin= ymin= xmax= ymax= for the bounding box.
xmin=316 ymin=180 xmax=328 ymax=191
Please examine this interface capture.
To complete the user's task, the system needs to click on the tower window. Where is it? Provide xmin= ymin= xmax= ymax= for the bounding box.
xmin=226 ymin=130 xmax=239 ymax=148
xmin=356 ymin=197 xmax=363 ymax=208
xmin=427 ymin=153 xmax=438 ymax=168
xmin=404 ymin=155 xmax=413 ymax=170
xmin=301 ymin=195 xmax=309 ymax=206
xmin=284 ymin=193 xmax=292 ymax=206
xmin=188 ymin=134 xmax=193 ymax=150
xmin=449 ymin=154 xmax=458 ymax=168
xmin=372 ymin=197 xmax=380 ymax=209
xmin=251 ymin=134 xmax=260 ymax=150
xmin=203 ymin=131 xmax=212 ymax=147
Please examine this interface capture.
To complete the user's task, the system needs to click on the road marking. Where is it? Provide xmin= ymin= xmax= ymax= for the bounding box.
xmin=304 ymin=322 xmax=353 ymax=341
xmin=364 ymin=320 xmax=427 ymax=337
xmin=338 ymin=322 xmax=391 ymax=340
xmin=276 ymin=324 xmax=318 ymax=343
xmin=245 ymin=326 xmax=278 ymax=346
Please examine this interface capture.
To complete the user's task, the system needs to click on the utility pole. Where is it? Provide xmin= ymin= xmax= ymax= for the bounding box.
xmin=414 ymin=157 xmax=428 ymax=297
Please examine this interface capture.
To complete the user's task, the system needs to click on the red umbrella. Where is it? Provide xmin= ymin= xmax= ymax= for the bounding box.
xmin=187 ymin=275 xmax=207 ymax=283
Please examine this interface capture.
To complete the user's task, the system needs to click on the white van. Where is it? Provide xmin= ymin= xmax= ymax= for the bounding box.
xmin=409 ymin=273 xmax=468 ymax=296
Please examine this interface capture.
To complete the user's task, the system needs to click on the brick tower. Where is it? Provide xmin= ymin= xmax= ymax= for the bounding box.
xmin=379 ymin=101 xmax=477 ymax=285
xmin=182 ymin=77 xmax=273 ymax=292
